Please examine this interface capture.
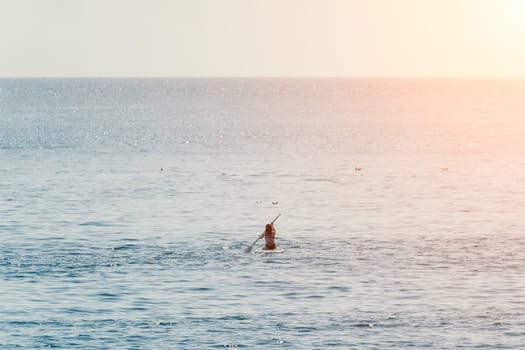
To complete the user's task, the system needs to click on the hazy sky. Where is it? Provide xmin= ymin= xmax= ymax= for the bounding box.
xmin=1 ymin=0 xmax=525 ymax=77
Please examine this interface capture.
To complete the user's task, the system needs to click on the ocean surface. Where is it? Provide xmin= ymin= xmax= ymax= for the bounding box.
xmin=1 ymin=78 xmax=525 ymax=349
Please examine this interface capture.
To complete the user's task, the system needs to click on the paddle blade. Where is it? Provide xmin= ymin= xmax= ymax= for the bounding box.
xmin=244 ymin=237 xmax=260 ymax=253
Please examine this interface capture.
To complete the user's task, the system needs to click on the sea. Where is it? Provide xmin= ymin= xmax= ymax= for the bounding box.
xmin=1 ymin=78 xmax=525 ymax=349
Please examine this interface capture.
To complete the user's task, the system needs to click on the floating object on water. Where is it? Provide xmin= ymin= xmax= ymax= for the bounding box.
xmin=256 ymin=249 xmax=284 ymax=254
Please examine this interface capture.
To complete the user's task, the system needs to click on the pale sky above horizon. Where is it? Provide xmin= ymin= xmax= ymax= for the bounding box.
xmin=1 ymin=0 xmax=525 ymax=77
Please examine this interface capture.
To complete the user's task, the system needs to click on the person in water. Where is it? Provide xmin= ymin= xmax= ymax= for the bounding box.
xmin=258 ymin=223 xmax=277 ymax=250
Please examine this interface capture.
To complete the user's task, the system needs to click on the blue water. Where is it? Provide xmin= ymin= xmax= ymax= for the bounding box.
xmin=2 ymin=78 xmax=525 ymax=348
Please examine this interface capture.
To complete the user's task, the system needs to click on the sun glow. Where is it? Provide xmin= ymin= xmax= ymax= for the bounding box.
xmin=467 ymin=0 xmax=525 ymax=36
xmin=457 ymin=0 xmax=525 ymax=76
xmin=500 ymin=0 xmax=525 ymax=33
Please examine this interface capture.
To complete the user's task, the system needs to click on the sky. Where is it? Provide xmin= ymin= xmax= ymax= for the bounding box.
xmin=1 ymin=0 xmax=525 ymax=77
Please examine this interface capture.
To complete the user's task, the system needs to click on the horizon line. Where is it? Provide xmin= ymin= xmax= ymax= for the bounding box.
xmin=1 ymin=75 xmax=525 ymax=80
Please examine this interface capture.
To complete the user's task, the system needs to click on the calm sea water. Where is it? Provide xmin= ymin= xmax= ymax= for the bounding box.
xmin=1 ymin=78 xmax=525 ymax=349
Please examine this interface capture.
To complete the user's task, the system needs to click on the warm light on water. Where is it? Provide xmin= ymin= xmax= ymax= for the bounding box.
xmin=1 ymin=79 xmax=525 ymax=348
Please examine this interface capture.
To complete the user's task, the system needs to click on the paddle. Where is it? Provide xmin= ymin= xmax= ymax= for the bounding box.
xmin=244 ymin=213 xmax=281 ymax=253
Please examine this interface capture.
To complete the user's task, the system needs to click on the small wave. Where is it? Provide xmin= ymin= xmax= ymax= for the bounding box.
xmin=189 ymin=287 xmax=214 ymax=291
xmin=79 ymin=221 xmax=123 ymax=227
xmin=112 ymin=244 xmax=139 ymax=250
xmin=94 ymin=292 xmax=120 ymax=299
xmin=219 ymin=314 xmax=250 ymax=321
xmin=352 ymin=322 xmax=376 ymax=328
